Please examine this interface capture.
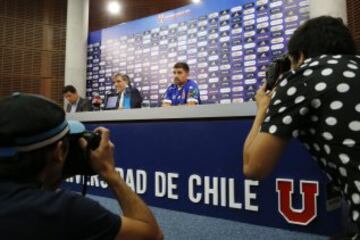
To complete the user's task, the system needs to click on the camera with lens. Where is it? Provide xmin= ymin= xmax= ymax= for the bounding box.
xmin=265 ymin=54 xmax=291 ymax=91
xmin=62 ymin=130 xmax=101 ymax=177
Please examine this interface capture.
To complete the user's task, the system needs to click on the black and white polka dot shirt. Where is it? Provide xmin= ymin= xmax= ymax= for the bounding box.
xmin=261 ymin=55 xmax=360 ymax=224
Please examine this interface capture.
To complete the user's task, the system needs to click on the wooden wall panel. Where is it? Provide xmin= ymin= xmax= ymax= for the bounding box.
xmin=0 ymin=0 xmax=67 ymax=105
xmin=347 ymin=0 xmax=360 ymax=52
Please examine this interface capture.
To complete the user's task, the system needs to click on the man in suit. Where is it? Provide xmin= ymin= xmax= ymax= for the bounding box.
xmin=63 ymin=85 xmax=92 ymax=112
xmin=111 ymin=74 xmax=142 ymax=109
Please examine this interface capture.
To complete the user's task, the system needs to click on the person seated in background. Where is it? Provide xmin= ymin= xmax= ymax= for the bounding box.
xmin=161 ymin=62 xmax=200 ymax=107
xmin=243 ymin=16 xmax=360 ymax=239
xmin=63 ymin=85 xmax=92 ymax=112
xmin=110 ymin=73 xmax=142 ymax=109
xmin=0 ymin=92 xmax=163 ymax=240
xmin=120 ymin=74 xmax=143 ymax=108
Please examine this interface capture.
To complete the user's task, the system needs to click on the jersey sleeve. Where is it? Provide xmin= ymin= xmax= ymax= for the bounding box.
xmin=162 ymin=86 xmax=173 ymax=105
xmin=186 ymin=83 xmax=200 ymax=103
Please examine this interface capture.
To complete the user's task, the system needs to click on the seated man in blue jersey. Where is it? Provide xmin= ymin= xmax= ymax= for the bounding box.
xmin=162 ymin=62 xmax=200 ymax=107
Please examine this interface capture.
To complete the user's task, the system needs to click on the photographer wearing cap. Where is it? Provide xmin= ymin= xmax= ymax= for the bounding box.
xmin=0 ymin=93 xmax=163 ymax=240
xmin=243 ymin=16 xmax=359 ymax=238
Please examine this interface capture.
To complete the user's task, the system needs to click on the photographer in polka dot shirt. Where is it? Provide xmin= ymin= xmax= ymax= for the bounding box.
xmin=243 ymin=16 xmax=360 ymax=238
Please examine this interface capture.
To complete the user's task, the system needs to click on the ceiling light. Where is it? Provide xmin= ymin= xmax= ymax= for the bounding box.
xmin=107 ymin=1 xmax=121 ymax=15
xmin=192 ymin=0 xmax=201 ymax=4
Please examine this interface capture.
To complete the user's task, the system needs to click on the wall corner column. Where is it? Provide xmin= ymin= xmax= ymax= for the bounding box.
xmin=309 ymin=0 xmax=347 ymax=24
xmin=64 ymin=0 xmax=89 ymax=98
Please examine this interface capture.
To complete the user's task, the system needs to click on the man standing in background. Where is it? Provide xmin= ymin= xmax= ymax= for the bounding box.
xmin=63 ymin=85 xmax=92 ymax=112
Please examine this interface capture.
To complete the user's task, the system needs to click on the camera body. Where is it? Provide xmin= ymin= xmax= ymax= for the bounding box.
xmin=62 ymin=131 xmax=101 ymax=177
xmin=265 ymin=55 xmax=291 ymax=90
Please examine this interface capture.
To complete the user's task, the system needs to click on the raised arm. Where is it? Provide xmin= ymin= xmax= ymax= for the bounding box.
xmin=88 ymin=127 xmax=163 ymax=240
xmin=243 ymin=85 xmax=287 ymax=179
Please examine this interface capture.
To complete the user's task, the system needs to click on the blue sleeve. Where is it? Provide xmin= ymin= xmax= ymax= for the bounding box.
xmin=163 ymin=86 xmax=173 ymax=104
xmin=187 ymin=82 xmax=200 ymax=103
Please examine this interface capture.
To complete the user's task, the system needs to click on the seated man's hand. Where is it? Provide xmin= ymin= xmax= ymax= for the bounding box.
xmin=161 ymin=102 xmax=171 ymax=107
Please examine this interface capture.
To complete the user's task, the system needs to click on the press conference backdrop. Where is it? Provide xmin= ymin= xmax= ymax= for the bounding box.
xmin=65 ymin=119 xmax=342 ymax=236
xmin=86 ymin=0 xmax=310 ymax=107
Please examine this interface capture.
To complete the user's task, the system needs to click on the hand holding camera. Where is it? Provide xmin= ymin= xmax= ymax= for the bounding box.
xmin=62 ymin=126 xmax=118 ymax=178
xmin=80 ymin=127 xmax=117 ymax=179
xmin=254 ymin=55 xmax=291 ymax=111
xmin=255 ymin=83 xmax=272 ymax=111
xmin=62 ymin=126 xmax=101 ymax=177
xmin=265 ymin=54 xmax=291 ymax=91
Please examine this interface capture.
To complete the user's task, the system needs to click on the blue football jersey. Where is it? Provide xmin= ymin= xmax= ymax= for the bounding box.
xmin=163 ymin=79 xmax=201 ymax=106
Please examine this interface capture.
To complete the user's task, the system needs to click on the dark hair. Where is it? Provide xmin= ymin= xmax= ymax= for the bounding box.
xmin=121 ymin=74 xmax=131 ymax=87
xmin=0 ymin=137 xmax=68 ymax=183
xmin=0 ymin=144 xmax=55 ymax=182
xmin=112 ymin=73 xmax=122 ymax=80
xmin=288 ymin=16 xmax=357 ymax=62
xmin=173 ymin=62 xmax=190 ymax=73
xmin=112 ymin=73 xmax=131 ymax=86
xmin=63 ymin=85 xmax=77 ymax=94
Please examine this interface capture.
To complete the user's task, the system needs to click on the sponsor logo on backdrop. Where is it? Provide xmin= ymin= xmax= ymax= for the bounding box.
xmin=86 ymin=0 xmax=310 ymax=105
xmin=158 ymin=9 xmax=192 ymax=23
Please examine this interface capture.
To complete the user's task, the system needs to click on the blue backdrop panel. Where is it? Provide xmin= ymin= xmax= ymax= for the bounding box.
xmin=86 ymin=0 xmax=310 ymax=106
xmin=64 ymin=118 xmax=341 ymax=236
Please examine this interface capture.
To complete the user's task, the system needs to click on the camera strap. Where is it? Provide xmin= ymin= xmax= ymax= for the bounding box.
xmin=82 ymin=175 xmax=89 ymax=196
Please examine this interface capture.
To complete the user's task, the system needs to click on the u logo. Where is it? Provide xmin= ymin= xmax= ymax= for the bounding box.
xmin=276 ymin=179 xmax=319 ymax=225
